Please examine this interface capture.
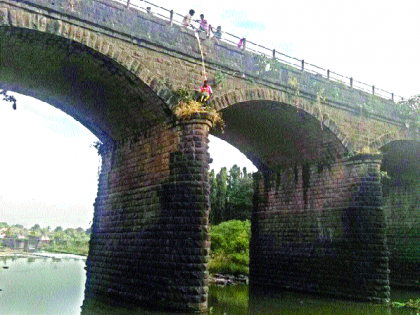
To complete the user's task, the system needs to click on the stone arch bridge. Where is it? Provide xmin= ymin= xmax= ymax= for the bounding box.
xmin=1 ymin=0 xmax=420 ymax=312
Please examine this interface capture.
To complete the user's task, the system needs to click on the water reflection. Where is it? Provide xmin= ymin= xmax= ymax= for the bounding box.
xmin=80 ymin=285 xmax=418 ymax=315
xmin=0 ymin=253 xmax=87 ymax=315
xmin=81 ymin=297 xmax=184 ymax=315
xmin=0 ymin=254 xmax=418 ymax=315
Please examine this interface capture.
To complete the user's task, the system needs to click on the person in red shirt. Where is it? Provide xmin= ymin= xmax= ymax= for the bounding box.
xmin=199 ymin=80 xmax=212 ymax=104
xmin=198 ymin=14 xmax=209 ymax=33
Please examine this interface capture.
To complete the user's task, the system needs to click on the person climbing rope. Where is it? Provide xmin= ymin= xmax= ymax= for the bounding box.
xmin=198 ymin=80 xmax=212 ymax=104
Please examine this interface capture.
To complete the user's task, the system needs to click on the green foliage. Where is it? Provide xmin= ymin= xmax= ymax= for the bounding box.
xmin=173 ymin=87 xmax=194 ymax=105
xmin=391 ymin=299 xmax=420 ymax=311
xmin=30 ymin=224 xmax=41 ymax=231
xmin=1 ymin=222 xmax=90 ymax=256
xmin=326 ymin=83 xmax=343 ymax=100
xmin=5 ymin=225 xmax=24 ymax=237
xmin=0 ymin=222 xmax=9 ymax=229
xmin=210 ymin=165 xmax=254 ymax=225
xmin=214 ymin=69 xmax=226 ymax=87
xmin=395 ymin=94 xmax=420 ymax=129
xmin=209 ymin=220 xmax=251 ymax=275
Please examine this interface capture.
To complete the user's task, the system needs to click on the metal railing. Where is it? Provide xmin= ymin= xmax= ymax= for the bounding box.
xmin=111 ymin=0 xmax=403 ymax=102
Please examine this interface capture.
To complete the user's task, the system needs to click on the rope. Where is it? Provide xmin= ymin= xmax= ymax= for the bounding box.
xmin=194 ymin=32 xmax=207 ymax=80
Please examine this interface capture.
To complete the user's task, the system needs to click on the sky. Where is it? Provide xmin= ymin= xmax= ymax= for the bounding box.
xmin=1 ymin=0 xmax=419 ymax=230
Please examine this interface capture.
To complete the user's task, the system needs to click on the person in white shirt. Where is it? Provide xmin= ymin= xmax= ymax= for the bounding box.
xmin=182 ymin=9 xmax=195 ymax=28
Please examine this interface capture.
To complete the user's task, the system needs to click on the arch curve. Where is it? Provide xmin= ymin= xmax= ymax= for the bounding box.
xmin=371 ymin=131 xmax=419 ymax=152
xmin=210 ymin=88 xmax=353 ymax=155
xmin=0 ymin=4 xmax=176 ymax=142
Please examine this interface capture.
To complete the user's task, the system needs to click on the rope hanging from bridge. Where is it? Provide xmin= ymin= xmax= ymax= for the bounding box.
xmin=194 ymin=32 xmax=207 ymax=81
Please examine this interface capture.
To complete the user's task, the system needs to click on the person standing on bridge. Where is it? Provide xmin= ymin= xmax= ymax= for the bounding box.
xmin=182 ymin=9 xmax=195 ymax=28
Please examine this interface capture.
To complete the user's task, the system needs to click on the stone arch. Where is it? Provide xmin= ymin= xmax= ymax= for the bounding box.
xmin=210 ymin=88 xmax=353 ymax=153
xmin=370 ymin=130 xmax=418 ymax=152
xmin=0 ymin=4 xmax=177 ymax=142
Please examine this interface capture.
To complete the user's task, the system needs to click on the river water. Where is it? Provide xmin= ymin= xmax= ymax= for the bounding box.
xmin=0 ymin=253 xmax=418 ymax=315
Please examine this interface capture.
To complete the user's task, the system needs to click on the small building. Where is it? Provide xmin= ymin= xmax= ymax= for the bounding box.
xmin=40 ymin=235 xmax=50 ymax=243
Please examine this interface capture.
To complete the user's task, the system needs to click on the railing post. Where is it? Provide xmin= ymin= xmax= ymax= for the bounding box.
xmin=350 ymin=77 xmax=353 ymax=88
xmin=301 ymin=60 xmax=304 ymax=72
xmin=170 ymin=9 xmax=174 ymax=25
xmin=372 ymin=85 xmax=375 ymax=95
xmin=272 ymin=49 xmax=276 ymax=59
xmin=391 ymin=93 xmax=394 ymax=102
xmin=327 ymin=69 xmax=330 ymax=80
xmin=126 ymin=0 xmax=130 ymax=9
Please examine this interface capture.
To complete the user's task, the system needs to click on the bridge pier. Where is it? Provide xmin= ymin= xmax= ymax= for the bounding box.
xmin=250 ymin=154 xmax=390 ymax=303
xmin=84 ymin=114 xmax=212 ymax=313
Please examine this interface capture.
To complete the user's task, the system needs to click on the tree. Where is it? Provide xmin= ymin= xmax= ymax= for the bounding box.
xmin=214 ymin=167 xmax=228 ymax=224
xmin=76 ymin=227 xmax=85 ymax=234
xmin=209 ymin=165 xmax=254 ymax=225
xmin=0 ymin=222 xmax=9 ymax=229
xmin=30 ymin=224 xmax=42 ymax=236
xmin=6 ymin=225 xmax=23 ymax=237
xmin=30 ymin=224 xmax=41 ymax=231
xmin=64 ymin=228 xmax=76 ymax=237
xmin=226 ymin=167 xmax=254 ymax=221
xmin=54 ymin=226 xmax=63 ymax=232
xmin=397 ymin=94 xmax=420 ymax=128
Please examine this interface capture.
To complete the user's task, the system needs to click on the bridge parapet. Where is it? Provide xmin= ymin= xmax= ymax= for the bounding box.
xmin=3 ymin=0 xmax=404 ymax=124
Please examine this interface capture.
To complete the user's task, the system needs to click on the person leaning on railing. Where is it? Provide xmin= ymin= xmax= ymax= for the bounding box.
xmin=182 ymin=9 xmax=195 ymax=28
xmin=211 ymin=25 xmax=222 ymax=39
xmin=197 ymin=14 xmax=209 ymax=35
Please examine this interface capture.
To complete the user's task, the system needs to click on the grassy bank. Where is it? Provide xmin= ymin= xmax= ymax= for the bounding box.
xmin=41 ymin=243 xmax=89 ymax=256
xmin=209 ymin=220 xmax=250 ymax=276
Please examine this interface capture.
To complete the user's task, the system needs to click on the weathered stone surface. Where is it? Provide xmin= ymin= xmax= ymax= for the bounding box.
xmin=1 ymin=0 xmax=419 ymax=312
xmin=250 ymin=155 xmax=390 ymax=303
xmin=85 ymin=115 xmax=212 ymax=312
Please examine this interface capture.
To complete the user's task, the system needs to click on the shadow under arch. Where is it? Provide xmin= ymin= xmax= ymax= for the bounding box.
xmin=211 ymin=99 xmax=350 ymax=172
xmin=380 ymin=139 xmax=420 ymax=289
xmin=0 ymin=25 xmax=175 ymax=144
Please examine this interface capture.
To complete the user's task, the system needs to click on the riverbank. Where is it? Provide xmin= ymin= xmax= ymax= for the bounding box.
xmin=210 ymin=273 xmax=249 ymax=286
xmin=42 ymin=248 xmax=88 ymax=256
xmin=0 ymin=248 xmax=87 ymax=259
xmin=0 ymin=248 xmax=32 ymax=257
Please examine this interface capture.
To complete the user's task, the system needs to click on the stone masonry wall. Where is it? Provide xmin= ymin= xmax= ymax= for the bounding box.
xmin=383 ymin=180 xmax=420 ymax=288
xmin=85 ymin=114 xmax=212 ymax=313
xmin=250 ymin=155 xmax=389 ymax=303
xmin=0 ymin=0 xmax=411 ymax=151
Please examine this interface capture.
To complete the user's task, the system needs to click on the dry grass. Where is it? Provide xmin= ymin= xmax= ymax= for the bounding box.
xmin=175 ymin=101 xmax=225 ymax=132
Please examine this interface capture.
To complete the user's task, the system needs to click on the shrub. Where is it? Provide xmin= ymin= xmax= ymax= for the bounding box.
xmin=174 ymin=96 xmax=225 ymax=132
xmin=209 ymin=220 xmax=251 ymax=275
